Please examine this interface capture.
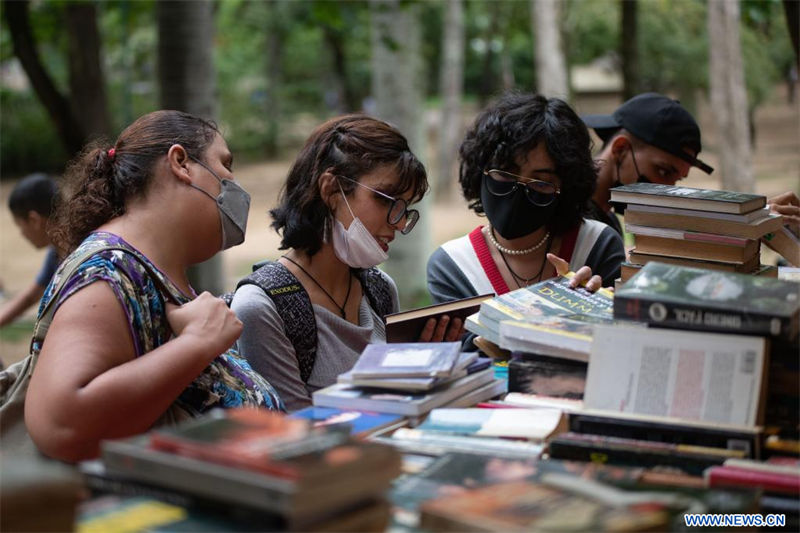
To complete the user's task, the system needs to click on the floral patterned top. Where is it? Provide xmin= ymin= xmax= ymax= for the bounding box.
xmin=37 ymin=232 xmax=284 ymax=419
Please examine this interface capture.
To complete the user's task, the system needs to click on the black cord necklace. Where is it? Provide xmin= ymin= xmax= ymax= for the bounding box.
xmin=282 ymin=255 xmax=352 ymax=319
xmin=497 ymin=234 xmax=553 ymax=288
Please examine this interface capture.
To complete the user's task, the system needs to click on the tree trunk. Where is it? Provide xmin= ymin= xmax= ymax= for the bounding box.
xmin=158 ymin=0 xmax=223 ymax=294
xmin=620 ymin=0 xmax=640 ymax=100
xmin=784 ymin=0 xmax=799 ymax=65
xmin=708 ymin=0 xmax=754 ymax=192
xmin=531 ymin=0 xmax=568 ymax=98
xmin=3 ymin=0 xmax=86 ymax=154
xmin=477 ymin=1 xmax=500 ymax=106
xmin=65 ymin=1 xmax=111 ymax=142
xmin=436 ymin=0 xmax=465 ymax=201
xmin=370 ymin=0 xmax=430 ymax=309
xmin=259 ymin=0 xmax=285 ymax=157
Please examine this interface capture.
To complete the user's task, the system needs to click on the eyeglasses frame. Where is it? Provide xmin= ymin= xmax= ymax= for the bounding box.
xmin=483 ymin=169 xmax=561 ymax=207
xmin=336 ymin=175 xmax=420 ymax=235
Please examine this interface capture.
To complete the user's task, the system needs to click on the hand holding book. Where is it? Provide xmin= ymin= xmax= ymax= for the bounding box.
xmin=418 ymin=314 xmax=465 ymax=343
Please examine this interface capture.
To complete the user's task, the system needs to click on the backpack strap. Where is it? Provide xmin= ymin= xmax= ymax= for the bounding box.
xmin=31 ymin=243 xmax=182 ymax=355
xmin=358 ymin=267 xmax=394 ymax=318
xmin=235 ymin=262 xmax=318 ymax=383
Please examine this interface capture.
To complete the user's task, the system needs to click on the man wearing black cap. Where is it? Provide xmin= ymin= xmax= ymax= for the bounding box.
xmin=582 ymin=92 xmax=714 ymax=235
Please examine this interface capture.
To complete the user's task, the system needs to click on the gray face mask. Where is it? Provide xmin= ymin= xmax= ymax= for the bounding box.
xmin=188 ymin=156 xmax=250 ymax=250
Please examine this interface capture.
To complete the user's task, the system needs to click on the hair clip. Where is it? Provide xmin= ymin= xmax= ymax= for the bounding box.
xmin=107 ymin=148 xmax=116 ymax=159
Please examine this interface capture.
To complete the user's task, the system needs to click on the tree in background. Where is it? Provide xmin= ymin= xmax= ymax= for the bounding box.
xmin=531 ymin=0 xmax=568 ymax=98
xmin=708 ymin=0 xmax=754 ymax=193
xmin=620 ymin=0 xmax=640 ymax=100
xmin=157 ymin=0 xmax=222 ymax=294
xmin=3 ymin=0 xmax=109 ymax=155
xmin=370 ymin=0 xmax=430 ymax=308
xmin=437 ymin=0 xmax=465 ymax=201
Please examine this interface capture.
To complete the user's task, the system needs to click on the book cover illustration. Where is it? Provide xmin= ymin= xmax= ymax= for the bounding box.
xmin=615 ymin=262 xmax=800 ymax=340
xmin=288 ymin=407 xmax=405 ymax=437
xmin=350 ymin=342 xmax=461 ymax=379
xmin=480 ymin=275 xmax=614 ymax=325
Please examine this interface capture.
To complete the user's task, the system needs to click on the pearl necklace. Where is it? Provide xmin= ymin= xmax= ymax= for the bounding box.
xmin=487 ymin=226 xmax=550 ymax=256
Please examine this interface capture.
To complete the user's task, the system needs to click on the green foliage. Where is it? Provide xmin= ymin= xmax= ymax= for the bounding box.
xmin=564 ymin=0 xmax=618 ymax=66
xmin=0 ymin=88 xmax=67 ymax=175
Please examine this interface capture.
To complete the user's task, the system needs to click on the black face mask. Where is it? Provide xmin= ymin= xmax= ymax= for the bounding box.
xmin=480 ymin=176 xmax=558 ymax=239
xmin=612 ymin=146 xmax=650 ymax=188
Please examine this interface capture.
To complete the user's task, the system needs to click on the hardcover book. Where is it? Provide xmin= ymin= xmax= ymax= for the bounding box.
xmin=585 ymin=324 xmax=768 ymax=426
xmin=614 ymin=262 xmax=800 ymax=341
xmin=384 ymin=293 xmax=493 ymax=343
xmin=623 ymin=205 xmax=783 ymax=239
xmin=350 ymin=342 xmax=461 ymax=379
xmin=610 ymin=183 xmax=766 ymax=214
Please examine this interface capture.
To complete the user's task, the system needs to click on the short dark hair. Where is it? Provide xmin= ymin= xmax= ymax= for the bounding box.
xmin=51 ymin=110 xmax=219 ymax=254
xmin=270 ymin=114 xmax=428 ymax=256
xmin=8 ymin=173 xmax=58 ymax=219
xmin=458 ymin=92 xmax=597 ymax=235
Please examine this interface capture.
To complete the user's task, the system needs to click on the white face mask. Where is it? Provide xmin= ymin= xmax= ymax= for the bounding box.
xmin=331 ymin=183 xmax=389 ymax=268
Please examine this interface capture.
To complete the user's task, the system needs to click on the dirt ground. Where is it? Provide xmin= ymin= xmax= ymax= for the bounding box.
xmin=1 ymin=87 xmax=797 ymax=365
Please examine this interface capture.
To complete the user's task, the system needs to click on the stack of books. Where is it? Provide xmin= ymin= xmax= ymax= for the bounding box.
xmin=464 ymin=274 xmax=615 ymax=398
xmin=611 ymin=183 xmax=784 ymax=283
xmin=312 ymin=342 xmax=505 ymax=417
xmin=91 ymin=408 xmax=401 ymax=531
xmin=395 ymin=453 xmax=760 ymax=532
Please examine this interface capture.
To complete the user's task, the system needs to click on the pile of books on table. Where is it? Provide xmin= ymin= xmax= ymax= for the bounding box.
xmin=312 ymin=342 xmax=505 ymax=418
xmin=464 ymin=273 xmax=617 ymax=399
xmin=610 ymin=183 xmax=785 ymax=283
xmin=84 ymin=408 xmax=401 ymax=531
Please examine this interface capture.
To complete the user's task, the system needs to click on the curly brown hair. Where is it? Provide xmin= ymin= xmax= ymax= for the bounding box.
xmin=50 ymin=110 xmax=219 ymax=254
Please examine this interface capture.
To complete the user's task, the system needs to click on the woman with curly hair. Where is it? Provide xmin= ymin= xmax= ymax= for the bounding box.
xmin=427 ymin=92 xmax=624 ymax=307
xmin=24 ymin=110 xmax=283 ymax=462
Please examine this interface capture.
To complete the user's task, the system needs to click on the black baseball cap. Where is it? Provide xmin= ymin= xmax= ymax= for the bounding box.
xmin=582 ymin=92 xmax=714 ymax=174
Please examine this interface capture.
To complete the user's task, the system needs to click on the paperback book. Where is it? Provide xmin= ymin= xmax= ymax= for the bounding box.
xmin=288 ymin=407 xmax=406 ymax=438
xmin=585 ymin=324 xmax=768 ymax=426
xmin=350 ymin=342 xmax=461 ymax=379
xmin=417 ymin=407 xmax=567 ymax=441
xmin=338 ymin=352 xmax=480 ymax=391
xmin=615 ymin=262 xmax=800 ymax=341
xmin=312 ymin=368 xmax=496 ymax=416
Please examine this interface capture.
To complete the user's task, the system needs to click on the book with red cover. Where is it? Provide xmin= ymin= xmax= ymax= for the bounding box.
xmin=148 ymin=408 xmax=383 ymax=482
xmin=705 ymin=466 xmax=800 ymax=495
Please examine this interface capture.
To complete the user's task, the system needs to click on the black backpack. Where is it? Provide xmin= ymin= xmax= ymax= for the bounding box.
xmin=226 ymin=261 xmax=393 ymax=383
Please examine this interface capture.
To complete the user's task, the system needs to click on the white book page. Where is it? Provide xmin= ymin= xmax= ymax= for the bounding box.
xmin=584 ymin=324 xmax=766 ymax=426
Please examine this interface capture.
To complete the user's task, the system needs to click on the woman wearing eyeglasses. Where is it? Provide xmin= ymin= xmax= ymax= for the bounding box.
xmin=231 ymin=115 xmax=460 ymax=412
xmin=427 ymin=92 xmax=625 ymax=311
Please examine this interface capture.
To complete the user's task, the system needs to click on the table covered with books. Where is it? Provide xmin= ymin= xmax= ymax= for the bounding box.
xmin=4 ymin=182 xmax=799 ymax=532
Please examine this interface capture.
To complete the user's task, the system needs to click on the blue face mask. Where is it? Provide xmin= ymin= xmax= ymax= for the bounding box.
xmin=189 ymin=156 xmax=250 ymax=250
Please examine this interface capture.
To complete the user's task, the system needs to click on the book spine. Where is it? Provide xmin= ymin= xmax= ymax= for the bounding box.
xmin=548 ymin=436 xmax=726 ymax=476
xmin=568 ymin=414 xmax=760 ymax=459
xmin=614 ymin=294 xmax=795 ymax=340
xmin=706 ymin=466 xmax=800 ymax=495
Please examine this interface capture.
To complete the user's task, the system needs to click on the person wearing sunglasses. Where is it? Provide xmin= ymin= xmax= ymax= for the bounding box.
xmin=231 ymin=115 xmax=462 ymax=412
xmin=427 ymin=92 xmax=625 ymax=320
